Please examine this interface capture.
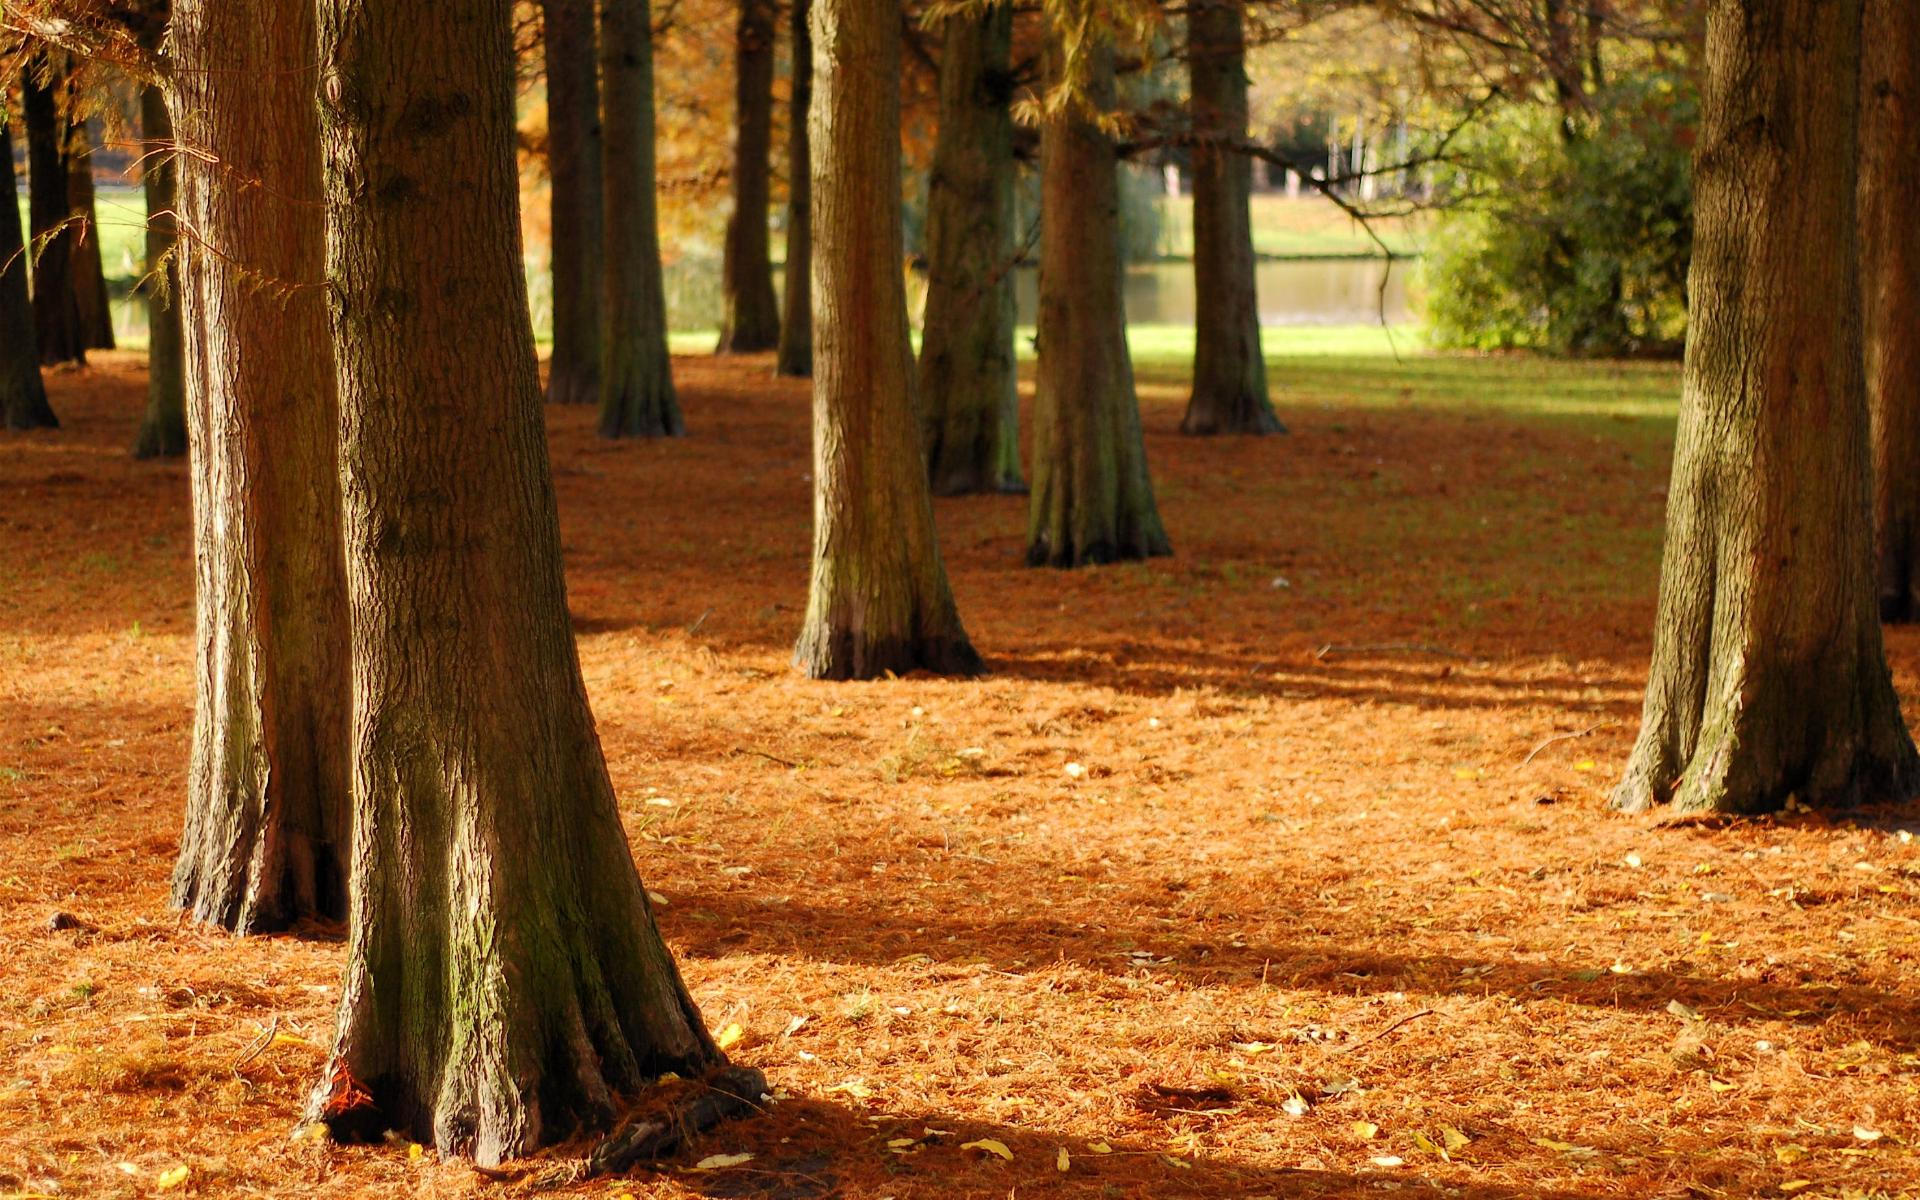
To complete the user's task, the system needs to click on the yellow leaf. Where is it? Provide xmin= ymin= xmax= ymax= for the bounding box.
xmin=1440 ymin=1125 xmax=1471 ymax=1152
xmin=1412 ymin=1131 xmax=1447 ymax=1160
xmin=1089 ymin=1141 xmax=1113 ymax=1154
xmin=961 ymin=1139 xmax=1013 ymax=1161
xmin=1774 ymin=1145 xmax=1808 ymax=1164
xmin=1780 ymin=1182 xmax=1814 ymax=1194
xmin=407 ymin=1143 xmax=424 ymax=1161
xmin=1452 ymin=767 xmax=1480 ymax=780
xmin=269 ymin=1032 xmax=319 ymax=1051
xmin=693 ymin=1153 xmax=754 ymax=1170
xmin=715 ymin=1023 xmax=744 ymax=1050
xmin=886 ymin=1138 xmax=917 ymax=1149
xmin=1056 ymin=1147 xmax=1070 ymax=1172
xmin=1573 ymin=760 xmax=1596 ymax=772
xmin=155 ymin=1166 xmax=190 ymax=1191
xmin=1708 ymin=1079 xmax=1736 ymax=1093
xmin=1161 ymin=1155 xmax=1192 ymax=1169
xmin=1351 ymin=1121 xmax=1380 ymax=1140
xmin=827 ymin=1078 xmax=872 ymax=1099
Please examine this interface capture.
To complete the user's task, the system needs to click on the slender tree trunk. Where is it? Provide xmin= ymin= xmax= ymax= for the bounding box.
xmin=1865 ymin=0 xmax=1920 ymax=621
xmin=1612 ymin=0 xmax=1917 ymax=816
xmin=1 ymin=118 xmax=55 ymax=430
xmin=23 ymin=63 xmax=85 ymax=367
xmin=794 ymin=0 xmax=982 ymax=680
xmin=717 ymin=0 xmax=782 ymax=352
xmin=133 ymin=85 xmax=186 ymax=458
xmin=541 ymin=0 xmax=604 ymax=406
xmin=167 ymin=0 xmax=351 ymax=931
xmin=1026 ymin=24 xmax=1170 ymax=568
xmin=1182 ymin=0 xmax=1280 ymax=436
xmin=774 ymin=0 xmax=814 ymax=377
xmin=309 ymin=0 xmax=721 ymax=1161
xmin=917 ymin=1 xmax=1023 ymax=493
xmin=64 ymin=117 xmax=115 ymax=351
xmin=598 ymin=0 xmax=684 ymax=436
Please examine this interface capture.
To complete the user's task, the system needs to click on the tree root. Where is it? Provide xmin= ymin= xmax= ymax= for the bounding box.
xmin=584 ymin=1065 xmax=767 ymax=1178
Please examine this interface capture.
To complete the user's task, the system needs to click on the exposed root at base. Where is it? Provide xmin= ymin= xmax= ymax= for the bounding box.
xmin=556 ymin=1065 xmax=768 ymax=1184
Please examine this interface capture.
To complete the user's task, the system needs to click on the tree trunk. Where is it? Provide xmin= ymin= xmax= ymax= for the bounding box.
xmin=1026 ymin=26 xmax=1170 ymax=568
xmin=598 ymin=0 xmax=684 ymax=437
xmin=0 ymin=117 xmax=55 ymax=430
xmin=64 ymin=117 xmax=115 ymax=351
xmin=1611 ymin=0 xmax=1917 ymax=816
xmin=1865 ymin=0 xmax=1920 ymax=621
xmin=1182 ymin=0 xmax=1280 ymax=436
xmin=541 ymin=0 xmax=604 ymax=406
xmin=917 ymin=1 xmax=1023 ymax=493
xmin=309 ymin=0 xmax=721 ymax=1161
xmin=773 ymin=0 xmax=813 ymax=377
xmin=133 ymin=85 xmax=186 ymax=459
xmin=716 ymin=0 xmax=782 ymax=352
xmin=793 ymin=0 xmax=982 ymax=681
xmin=22 ymin=63 xmax=85 ymax=367
xmin=167 ymin=0 xmax=352 ymax=931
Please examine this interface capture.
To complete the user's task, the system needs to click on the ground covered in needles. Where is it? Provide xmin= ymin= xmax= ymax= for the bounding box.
xmin=3 ymin=345 xmax=1918 ymax=1199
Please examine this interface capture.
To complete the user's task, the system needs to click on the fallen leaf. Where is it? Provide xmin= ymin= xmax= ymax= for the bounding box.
xmin=693 ymin=1152 xmax=754 ymax=1170
xmin=1666 ymin=1000 xmax=1703 ymax=1021
xmin=1779 ymin=1182 xmax=1814 ymax=1195
xmin=782 ymin=1014 xmax=808 ymax=1037
xmin=886 ymin=1138 xmax=917 ymax=1149
xmin=1161 ymin=1155 xmax=1192 ymax=1169
xmin=962 ymin=1139 xmax=1013 ymax=1161
xmin=827 ymin=1078 xmax=873 ymax=1099
xmin=1412 ymin=1131 xmax=1447 ymax=1160
xmin=1056 ymin=1147 xmax=1070 ymax=1172
xmin=407 ymin=1143 xmax=424 ymax=1161
xmin=1774 ymin=1145 xmax=1808 ymax=1165
xmin=1089 ymin=1141 xmax=1113 ymax=1154
xmin=1440 ymin=1125 xmax=1471 ymax=1152
xmin=1370 ymin=1155 xmax=1405 ymax=1168
xmin=155 ymin=1166 xmax=190 ymax=1191
xmin=1352 ymin=1121 xmax=1380 ymax=1140
xmin=715 ymin=1023 xmax=744 ymax=1050
xmin=1282 ymin=1093 xmax=1311 ymax=1117
xmin=1854 ymin=1125 xmax=1883 ymax=1143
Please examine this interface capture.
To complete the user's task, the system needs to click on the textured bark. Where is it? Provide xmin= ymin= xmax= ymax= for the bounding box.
xmin=1182 ymin=0 xmax=1280 ymax=436
xmin=541 ymin=0 xmax=604 ymax=406
xmin=773 ymin=0 xmax=813 ymax=377
xmin=23 ymin=64 xmax=85 ymax=367
xmin=1612 ymin=0 xmax=1917 ymax=816
xmin=1026 ymin=29 xmax=1170 ymax=568
xmin=917 ymin=2 xmax=1022 ymax=494
xmin=598 ymin=0 xmax=683 ymax=437
xmin=64 ymin=118 xmax=115 ymax=351
xmin=794 ymin=0 xmax=982 ymax=681
xmin=1865 ymin=0 xmax=1920 ymax=621
xmin=133 ymin=85 xmax=186 ymax=459
xmin=716 ymin=0 xmax=782 ymax=352
xmin=0 ymin=118 xmax=55 ymax=430
xmin=167 ymin=0 xmax=351 ymax=931
xmin=311 ymin=0 xmax=721 ymax=1161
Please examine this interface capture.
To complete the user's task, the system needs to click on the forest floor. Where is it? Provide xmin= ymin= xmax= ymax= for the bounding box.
xmin=4 ymin=346 xmax=1919 ymax=1200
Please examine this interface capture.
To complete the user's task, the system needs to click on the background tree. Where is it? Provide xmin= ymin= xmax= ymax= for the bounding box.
xmin=1611 ymin=0 xmax=1917 ymax=815
xmin=716 ymin=0 xmax=782 ymax=352
xmin=1181 ymin=0 xmax=1280 ymax=435
xmin=774 ymin=0 xmax=813 ymax=377
xmin=22 ymin=60 xmax=84 ymax=366
xmin=794 ymin=0 xmax=982 ymax=680
xmin=540 ymin=0 xmax=604 ymax=406
xmin=63 ymin=114 xmax=113 ymax=351
xmin=598 ymin=0 xmax=684 ymax=437
xmin=167 ymin=0 xmax=351 ymax=931
xmin=132 ymin=82 xmax=184 ymax=458
xmin=917 ymin=0 xmax=1023 ymax=494
xmin=1 ymin=113 xmax=55 ymax=429
xmin=308 ymin=0 xmax=722 ymax=1160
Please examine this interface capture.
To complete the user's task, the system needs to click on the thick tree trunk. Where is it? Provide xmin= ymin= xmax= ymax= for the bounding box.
xmin=541 ymin=0 xmax=604 ymax=406
xmin=133 ymin=85 xmax=186 ymax=459
xmin=1612 ymin=0 xmax=1917 ymax=816
xmin=1182 ymin=0 xmax=1280 ymax=436
xmin=0 ymin=118 xmax=55 ymax=430
xmin=1865 ymin=0 xmax=1920 ymax=621
xmin=917 ymin=2 xmax=1022 ymax=493
xmin=65 ymin=118 xmax=115 ymax=351
xmin=167 ymin=0 xmax=352 ymax=931
xmin=794 ymin=0 xmax=982 ymax=681
xmin=1026 ymin=27 xmax=1170 ymax=568
xmin=774 ymin=0 xmax=814 ymax=377
xmin=310 ymin=0 xmax=721 ymax=1161
xmin=716 ymin=0 xmax=782 ymax=352
xmin=598 ymin=0 xmax=684 ymax=437
xmin=23 ymin=64 xmax=85 ymax=367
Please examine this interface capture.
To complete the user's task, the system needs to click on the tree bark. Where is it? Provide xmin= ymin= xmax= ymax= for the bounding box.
xmin=0 ymin=117 xmax=55 ymax=430
xmin=598 ymin=0 xmax=684 ymax=437
xmin=64 ymin=117 xmax=115 ymax=351
xmin=1864 ymin=0 xmax=1920 ymax=621
xmin=1612 ymin=0 xmax=1917 ymax=816
xmin=167 ymin=0 xmax=352 ymax=931
xmin=310 ymin=0 xmax=721 ymax=1161
xmin=1026 ymin=25 xmax=1171 ymax=568
xmin=794 ymin=0 xmax=982 ymax=680
xmin=133 ymin=84 xmax=186 ymax=459
xmin=917 ymin=1 xmax=1023 ymax=493
xmin=1182 ymin=0 xmax=1280 ymax=436
xmin=774 ymin=0 xmax=814 ymax=377
xmin=22 ymin=63 xmax=85 ymax=367
xmin=541 ymin=0 xmax=604 ymax=406
xmin=716 ymin=0 xmax=782 ymax=352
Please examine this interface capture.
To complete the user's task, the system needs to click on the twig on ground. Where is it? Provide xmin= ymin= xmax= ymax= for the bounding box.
xmin=1521 ymin=721 xmax=1617 ymax=765
xmin=1315 ymin=642 xmax=1477 ymax=662
xmin=232 ymin=1016 xmax=279 ymax=1071
xmin=733 ymin=747 xmax=800 ymax=768
xmin=1334 ymin=1008 xmax=1436 ymax=1055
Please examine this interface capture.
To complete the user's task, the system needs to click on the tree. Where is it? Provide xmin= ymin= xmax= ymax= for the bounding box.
xmin=716 ymin=0 xmax=782 ymax=352
xmin=64 ymin=116 xmax=114 ymax=351
xmin=22 ymin=61 xmax=84 ymax=367
xmin=167 ymin=0 xmax=351 ymax=931
xmin=1026 ymin=13 xmax=1170 ymax=567
xmin=132 ymin=83 xmax=185 ymax=459
xmin=1611 ymin=0 xmax=1917 ymax=816
xmin=793 ymin=0 xmax=983 ymax=680
xmin=1182 ymin=0 xmax=1281 ymax=435
xmin=1 ymin=115 xmax=56 ymax=430
xmin=917 ymin=0 xmax=1023 ymax=494
xmin=598 ymin=0 xmax=684 ymax=437
xmin=307 ymin=0 xmax=722 ymax=1160
xmin=541 ymin=0 xmax=604 ymax=406
xmin=1864 ymin=0 xmax=1920 ymax=621
xmin=774 ymin=0 xmax=813 ymax=377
